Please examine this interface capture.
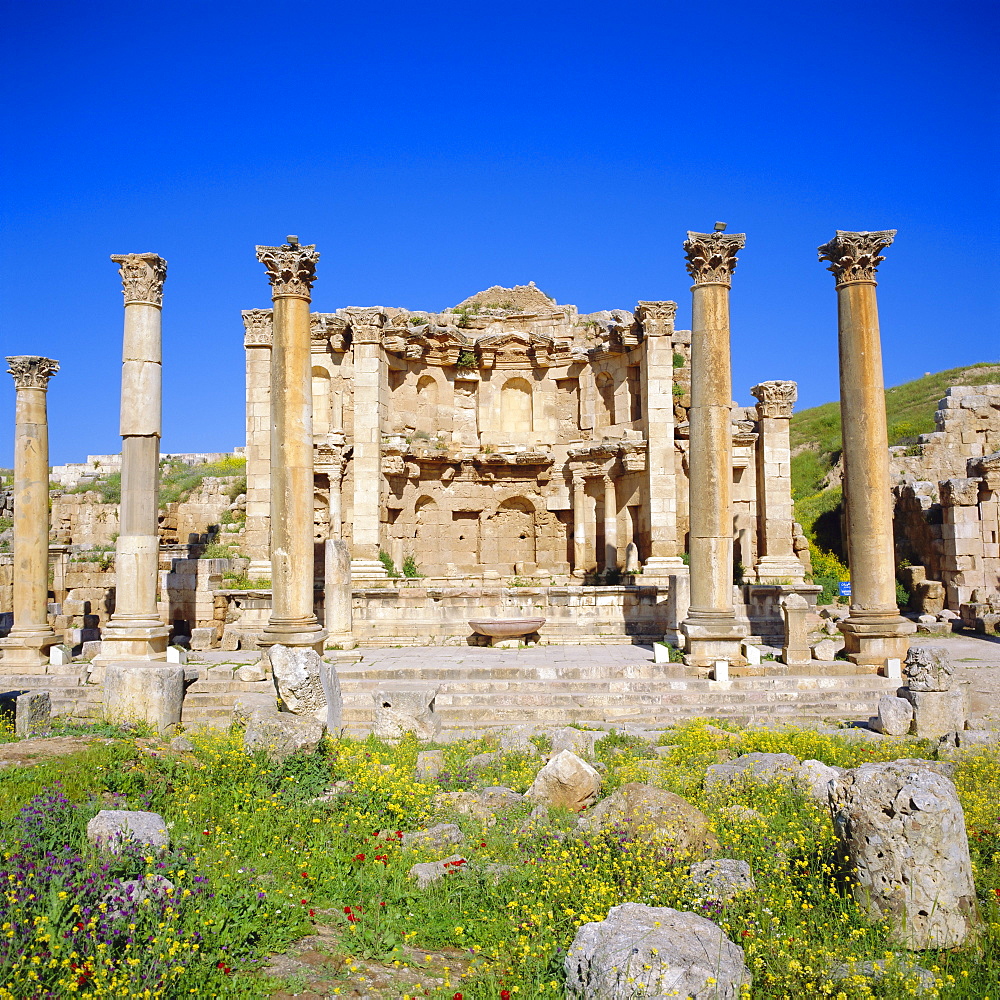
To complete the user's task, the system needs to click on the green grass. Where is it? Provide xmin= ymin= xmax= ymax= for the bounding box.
xmin=159 ymin=456 xmax=246 ymax=506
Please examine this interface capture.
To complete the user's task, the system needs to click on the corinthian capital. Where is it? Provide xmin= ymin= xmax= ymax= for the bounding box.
xmin=110 ymin=253 xmax=167 ymax=306
xmin=635 ymin=301 xmax=677 ymax=335
xmin=751 ymin=380 xmax=797 ymax=418
xmin=817 ymin=230 xmax=896 ymax=285
xmin=683 ymin=232 xmax=746 ymax=286
xmin=255 ymin=240 xmax=320 ymax=300
xmin=242 ymin=309 xmax=273 ymax=347
xmin=7 ymin=356 xmax=59 ymax=391
xmin=345 ymin=308 xmax=386 ymax=344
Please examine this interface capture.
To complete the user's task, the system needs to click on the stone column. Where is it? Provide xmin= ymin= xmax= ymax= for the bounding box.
xmin=95 ymin=254 xmax=170 ymax=670
xmin=603 ymin=475 xmax=618 ymax=575
xmin=818 ymin=230 xmax=914 ymax=666
xmin=324 ymin=538 xmax=355 ymax=648
xmin=348 ymin=310 xmax=389 ymax=580
xmin=242 ymin=309 xmax=273 ymax=579
xmin=680 ymin=231 xmax=748 ymax=668
xmin=636 ymin=301 xmax=686 ymax=582
xmin=750 ymin=381 xmax=805 ymax=582
xmin=0 ymin=357 xmax=59 ymax=671
xmin=572 ymin=470 xmax=588 ymax=578
xmin=256 ymin=238 xmax=326 ymax=651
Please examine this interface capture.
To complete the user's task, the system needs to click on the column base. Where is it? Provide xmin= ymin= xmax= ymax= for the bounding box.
xmin=640 ymin=556 xmax=687 ymax=588
xmin=324 ymin=630 xmax=357 ymax=651
xmin=0 ymin=632 xmax=60 ymax=673
xmin=681 ymin=611 xmax=749 ymax=669
xmin=350 ymin=559 xmax=388 ymax=581
xmin=89 ymin=622 xmax=170 ymax=682
xmin=753 ymin=557 xmax=806 ymax=584
xmin=259 ymin=619 xmax=328 ymax=654
xmin=839 ymin=613 xmax=915 ymax=669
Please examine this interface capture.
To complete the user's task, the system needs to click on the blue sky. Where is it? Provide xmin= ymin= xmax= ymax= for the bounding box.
xmin=1 ymin=0 xmax=997 ymax=465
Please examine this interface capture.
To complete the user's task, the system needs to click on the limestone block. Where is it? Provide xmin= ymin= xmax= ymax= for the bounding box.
xmin=267 ymin=645 xmax=333 ymax=724
xmin=49 ymin=645 xmax=72 ymax=666
xmin=811 ymin=638 xmax=841 ymax=661
xmin=87 ymin=810 xmax=170 ymax=853
xmin=797 ymin=759 xmax=845 ymax=803
xmin=236 ymin=659 xmax=268 ymax=682
xmin=873 ymin=695 xmax=914 ymax=736
xmin=409 ymin=853 xmax=468 ymax=888
xmin=81 ymin=640 xmax=101 ymax=661
xmin=565 ymin=903 xmax=751 ymax=999
xmin=104 ymin=663 xmax=184 ymax=734
xmin=688 ymin=858 xmax=756 ymax=901
xmin=549 ymin=726 xmax=603 ymax=759
xmin=232 ymin=693 xmax=276 ymax=723
xmin=166 ymin=645 xmax=188 ymax=664
xmin=415 ymin=749 xmax=445 ymax=781
xmin=243 ymin=708 xmax=324 ymax=760
xmin=401 ymin=823 xmax=464 ymax=851
xmin=15 ymin=691 xmax=50 ymax=737
xmin=499 ymin=726 xmax=539 ymax=756
xmin=525 ymin=750 xmax=601 ymax=812
xmin=906 ymin=689 xmax=966 ymax=738
xmin=829 ymin=761 xmax=978 ymax=949
xmin=373 ymin=684 xmax=440 ymax=740
xmin=705 ymin=752 xmax=800 ymax=789
xmin=904 ymin=645 xmax=953 ymax=691
xmin=576 ymin=782 xmax=717 ymax=856
xmin=190 ymin=626 xmax=217 ymax=651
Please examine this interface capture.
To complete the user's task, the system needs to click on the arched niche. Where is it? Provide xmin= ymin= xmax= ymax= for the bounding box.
xmin=312 ymin=366 xmax=331 ymax=436
xmin=495 ymin=496 xmax=536 ymax=569
xmin=415 ymin=374 xmax=438 ymax=435
xmin=500 ymin=377 xmax=533 ymax=434
xmin=595 ymin=371 xmax=615 ymax=428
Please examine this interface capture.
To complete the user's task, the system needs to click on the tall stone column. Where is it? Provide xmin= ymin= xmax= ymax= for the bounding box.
xmin=636 ymin=300 xmax=686 ymax=582
xmin=571 ymin=470 xmax=588 ymax=578
xmin=257 ymin=238 xmax=326 ymax=651
xmin=242 ymin=309 xmax=273 ymax=579
xmin=750 ymin=381 xmax=806 ymax=582
xmin=348 ymin=309 xmax=389 ymax=580
xmin=0 ymin=357 xmax=59 ymax=671
xmin=603 ymin=475 xmax=618 ymax=575
xmin=818 ymin=230 xmax=914 ymax=666
xmin=95 ymin=254 xmax=170 ymax=670
xmin=680 ymin=231 xmax=748 ymax=668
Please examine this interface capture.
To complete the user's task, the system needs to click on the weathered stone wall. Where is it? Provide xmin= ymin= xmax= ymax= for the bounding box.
xmin=51 ymin=493 xmax=119 ymax=547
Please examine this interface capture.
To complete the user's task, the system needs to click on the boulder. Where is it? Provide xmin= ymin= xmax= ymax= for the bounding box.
xmin=401 ymin=823 xmax=464 ymax=851
xmin=409 ymin=853 xmax=468 ymax=889
xmin=415 ymin=749 xmax=445 ymax=781
xmin=829 ymin=760 xmax=978 ymax=949
xmin=905 ymin=688 xmax=966 ymax=738
xmin=372 ymin=684 xmax=440 ymax=741
xmin=576 ymin=782 xmax=718 ymax=856
xmin=705 ymin=752 xmax=800 ymax=789
xmin=797 ymin=759 xmax=845 ymax=803
xmin=549 ymin=726 xmax=603 ymax=759
xmin=243 ymin=708 xmax=324 ymax=760
xmin=87 ymin=810 xmax=170 ymax=853
xmin=688 ymin=859 xmax=756 ymax=901
xmin=904 ymin=645 xmax=953 ymax=691
xmin=565 ymin=903 xmax=751 ymax=999
xmin=525 ymin=750 xmax=601 ymax=812
xmin=267 ymin=645 xmax=341 ymax=728
xmin=873 ymin=694 xmax=914 ymax=736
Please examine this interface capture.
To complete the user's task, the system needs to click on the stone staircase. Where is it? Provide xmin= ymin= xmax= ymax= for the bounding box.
xmin=179 ymin=663 xmax=277 ymax=728
xmin=0 ymin=668 xmax=102 ymax=722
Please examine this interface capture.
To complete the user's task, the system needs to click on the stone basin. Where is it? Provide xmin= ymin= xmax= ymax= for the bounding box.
xmin=468 ymin=617 xmax=546 ymax=638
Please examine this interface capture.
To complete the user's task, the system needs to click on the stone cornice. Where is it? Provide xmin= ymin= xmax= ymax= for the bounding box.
xmin=683 ymin=232 xmax=746 ymax=287
xmin=345 ymin=308 xmax=386 ymax=344
xmin=817 ymin=230 xmax=896 ymax=286
xmin=255 ymin=242 xmax=320 ymax=300
xmin=7 ymin=356 xmax=59 ymax=391
xmin=635 ymin=301 xmax=677 ymax=336
xmin=242 ymin=309 xmax=273 ymax=347
xmin=750 ymin=380 xmax=798 ymax=418
xmin=110 ymin=253 xmax=167 ymax=306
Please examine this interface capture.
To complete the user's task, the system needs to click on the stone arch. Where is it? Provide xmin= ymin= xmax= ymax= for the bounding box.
xmin=495 ymin=496 xmax=536 ymax=570
xmin=596 ymin=371 xmax=615 ymax=428
xmin=312 ymin=365 xmax=331 ymax=436
xmin=415 ymin=374 xmax=438 ymax=435
xmin=413 ymin=494 xmax=439 ymax=565
xmin=500 ymin=377 xmax=533 ymax=434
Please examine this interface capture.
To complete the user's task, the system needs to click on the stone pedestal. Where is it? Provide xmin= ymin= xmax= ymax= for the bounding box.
xmin=818 ymin=231 xmax=914 ymax=667
xmin=0 ymin=356 xmax=60 ymax=671
xmin=781 ymin=593 xmax=812 ymax=665
xmin=324 ymin=538 xmax=356 ymax=649
xmin=679 ymin=232 xmax=749 ymax=668
xmin=257 ymin=239 xmax=327 ymax=652
xmin=104 ymin=662 xmax=184 ymax=734
xmin=94 ymin=254 xmax=170 ymax=676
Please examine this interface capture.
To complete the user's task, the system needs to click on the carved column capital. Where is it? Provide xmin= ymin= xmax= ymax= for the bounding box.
xmin=635 ymin=300 xmax=677 ymax=335
xmin=817 ymin=230 xmax=896 ymax=286
xmin=346 ymin=308 xmax=386 ymax=344
xmin=750 ymin=380 xmax=797 ymax=418
xmin=683 ymin=232 xmax=746 ymax=287
xmin=110 ymin=253 xmax=167 ymax=306
xmin=242 ymin=309 xmax=273 ymax=347
xmin=7 ymin=356 xmax=59 ymax=391
xmin=255 ymin=241 xmax=320 ymax=300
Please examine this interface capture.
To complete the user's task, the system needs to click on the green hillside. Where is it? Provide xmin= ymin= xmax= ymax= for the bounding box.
xmin=790 ymin=362 xmax=1000 ymax=499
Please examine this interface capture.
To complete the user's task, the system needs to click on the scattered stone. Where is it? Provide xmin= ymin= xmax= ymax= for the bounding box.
xmin=409 ymin=853 xmax=468 ymax=888
xmin=477 ymin=786 xmax=524 ymax=811
xmin=829 ymin=760 xmax=979 ymax=949
xmin=688 ymin=859 xmax=756 ymax=901
xmin=499 ymin=726 xmax=539 ymax=756
xmin=565 ymin=902 xmax=751 ymax=999
xmin=189 ymin=627 xmax=216 ymax=652
xmin=104 ymin=663 xmax=184 ymax=734
xmin=415 ymin=749 xmax=445 ymax=781
xmin=243 ymin=709 xmax=324 ymax=760
xmin=576 ymin=782 xmax=718 ymax=856
xmin=811 ymin=638 xmax=839 ymax=661
xmin=11 ymin=691 xmax=51 ymax=737
xmin=81 ymin=640 xmax=101 ymax=661
xmin=168 ymin=734 xmax=195 ymax=752
xmin=904 ymin=645 xmax=953 ymax=691
xmin=797 ymin=759 xmax=845 ymax=803
xmin=905 ymin=688 xmax=966 ymax=738
xmin=873 ymin=694 xmax=914 ymax=736
xmin=549 ymin=726 xmax=603 ymax=759
xmin=103 ymin=874 xmax=175 ymax=919
xmin=236 ymin=659 xmax=268 ymax=683
xmin=829 ymin=958 xmax=935 ymax=995
xmin=267 ymin=645 xmax=342 ymax=728
xmin=372 ymin=684 xmax=440 ymax=741
xmin=462 ymin=750 xmax=502 ymax=775
xmin=937 ymin=609 xmax=959 ymax=621
xmin=705 ymin=752 xmax=800 ymax=789
xmin=87 ymin=810 xmax=170 ymax=853
xmin=525 ymin=750 xmax=601 ymax=812
xmin=232 ymin=693 xmax=277 ymax=723
xmin=401 ymin=823 xmax=464 ymax=851
xmin=437 ymin=786 xmax=525 ymax=823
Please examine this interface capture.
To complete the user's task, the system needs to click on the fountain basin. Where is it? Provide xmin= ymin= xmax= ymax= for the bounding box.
xmin=469 ymin=617 xmax=545 ymax=642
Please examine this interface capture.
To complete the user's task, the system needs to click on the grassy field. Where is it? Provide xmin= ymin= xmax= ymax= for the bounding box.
xmin=1 ymin=721 xmax=999 ymax=998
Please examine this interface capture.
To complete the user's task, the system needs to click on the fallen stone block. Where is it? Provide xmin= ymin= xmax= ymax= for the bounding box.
xmin=104 ymin=663 xmax=184 ymax=735
xmin=409 ymin=853 xmax=468 ymax=889
xmin=243 ymin=709 xmax=324 ymax=760
xmin=904 ymin=645 xmax=953 ymax=691
xmin=87 ymin=810 xmax=170 ymax=854
xmin=549 ymin=726 xmax=604 ymax=759
xmin=797 ymin=759 xmax=845 ymax=803
xmin=525 ymin=750 xmax=601 ymax=812
xmin=15 ymin=691 xmax=50 ymax=738
xmin=905 ymin=688 xmax=966 ymax=738
xmin=415 ymin=749 xmax=445 ymax=781
xmin=873 ymin=694 xmax=914 ymax=736
xmin=401 ymin=823 xmax=464 ymax=851
xmin=373 ymin=684 xmax=440 ymax=741
xmin=688 ymin=858 xmax=756 ymax=901
xmin=705 ymin=752 xmax=800 ymax=789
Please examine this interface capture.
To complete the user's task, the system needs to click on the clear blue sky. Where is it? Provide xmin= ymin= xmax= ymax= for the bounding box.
xmin=1 ymin=1 xmax=997 ymax=466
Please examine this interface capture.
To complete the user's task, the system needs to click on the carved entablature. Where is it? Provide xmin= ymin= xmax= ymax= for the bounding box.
xmin=969 ymin=451 xmax=1000 ymax=491
xmin=473 ymin=450 xmax=553 ymax=471
xmin=619 ymin=441 xmax=647 ymax=472
xmin=475 ymin=330 xmax=555 ymax=369
xmin=750 ymin=380 xmax=798 ymax=418
xmin=732 ymin=418 xmax=758 ymax=448
xmin=817 ymin=230 xmax=896 ymax=286
xmin=6 ymin=356 xmax=59 ymax=391
xmin=380 ymin=445 xmax=406 ymax=477
xmin=343 ymin=308 xmax=386 ymax=345
xmin=255 ymin=242 xmax=320 ymax=300
xmin=385 ymin=326 xmax=472 ymax=366
xmin=315 ymin=440 xmax=348 ymax=477
xmin=683 ymin=232 xmax=746 ymax=287
xmin=110 ymin=253 xmax=167 ymax=306
xmin=242 ymin=309 xmax=273 ymax=347
xmin=635 ymin=301 xmax=677 ymax=337
xmin=310 ymin=313 xmax=350 ymax=352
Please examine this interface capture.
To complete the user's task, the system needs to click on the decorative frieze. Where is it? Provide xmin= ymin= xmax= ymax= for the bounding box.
xmin=683 ymin=232 xmax=746 ymax=287
xmin=255 ymin=240 xmax=320 ymax=300
xmin=635 ymin=300 xmax=677 ymax=336
xmin=242 ymin=309 xmax=273 ymax=347
xmin=110 ymin=253 xmax=168 ymax=306
xmin=750 ymin=380 xmax=798 ymax=419
xmin=6 ymin=356 xmax=59 ymax=391
xmin=817 ymin=230 xmax=896 ymax=286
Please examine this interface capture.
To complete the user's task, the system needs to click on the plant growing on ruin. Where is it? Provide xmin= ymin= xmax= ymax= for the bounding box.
xmin=408 ymin=315 xmax=428 ymax=325
xmin=401 ymin=555 xmax=421 ymax=578
xmin=378 ymin=551 xmax=400 ymax=577
xmin=673 ymin=351 xmax=686 ymax=368
xmin=455 ymin=349 xmax=477 ymax=370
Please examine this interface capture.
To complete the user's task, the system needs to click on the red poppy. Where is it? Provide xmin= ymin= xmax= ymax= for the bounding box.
xmin=355 ymin=853 xmax=366 ymax=861
xmin=501 ymin=991 xmax=511 ymax=1000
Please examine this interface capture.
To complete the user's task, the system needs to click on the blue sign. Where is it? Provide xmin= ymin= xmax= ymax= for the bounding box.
xmin=838 ymin=582 xmax=852 ymax=597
